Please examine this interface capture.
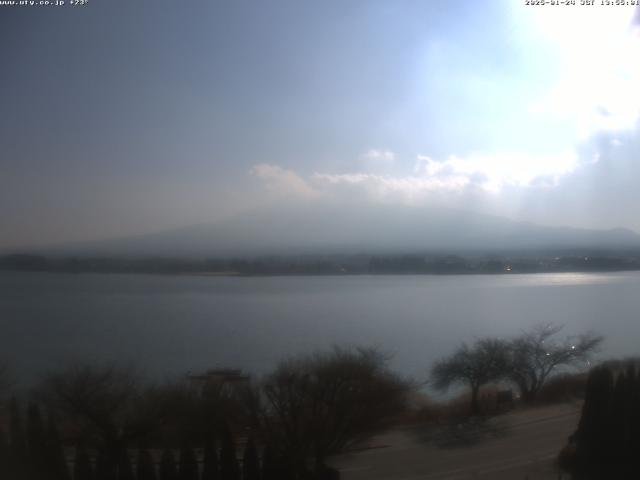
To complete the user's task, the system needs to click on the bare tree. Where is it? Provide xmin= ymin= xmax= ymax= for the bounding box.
xmin=245 ymin=346 xmax=411 ymax=477
xmin=431 ymin=338 xmax=510 ymax=415
xmin=506 ymin=324 xmax=602 ymax=403
xmin=39 ymin=364 xmax=160 ymax=467
xmin=141 ymin=372 xmax=248 ymax=446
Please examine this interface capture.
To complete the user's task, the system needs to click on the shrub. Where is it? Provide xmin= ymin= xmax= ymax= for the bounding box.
xmin=536 ymin=373 xmax=587 ymax=404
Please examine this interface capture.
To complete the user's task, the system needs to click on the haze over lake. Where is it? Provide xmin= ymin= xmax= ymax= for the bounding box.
xmin=3 ymin=271 xmax=639 ymax=385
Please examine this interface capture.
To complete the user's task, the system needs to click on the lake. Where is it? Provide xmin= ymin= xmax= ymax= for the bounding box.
xmin=2 ymin=271 xmax=640 ymax=386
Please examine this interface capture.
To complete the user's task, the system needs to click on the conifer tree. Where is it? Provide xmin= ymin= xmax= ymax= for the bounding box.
xmin=27 ymin=403 xmax=47 ymax=470
xmin=576 ymin=365 xmax=613 ymax=467
xmin=118 ymin=449 xmax=135 ymax=480
xmin=46 ymin=413 xmax=70 ymax=480
xmin=220 ymin=425 xmax=240 ymax=480
xmin=201 ymin=438 xmax=219 ymax=480
xmin=607 ymin=372 xmax=628 ymax=472
xmin=74 ymin=447 xmax=94 ymax=480
xmin=568 ymin=364 xmax=640 ymax=478
xmin=623 ymin=364 xmax=637 ymax=460
xmin=178 ymin=445 xmax=198 ymax=480
xmin=261 ymin=445 xmax=291 ymax=480
xmin=0 ymin=426 xmax=9 ymax=474
xmin=95 ymin=449 xmax=117 ymax=480
xmin=261 ymin=445 xmax=276 ymax=480
xmin=9 ymin=397 xmax=26 ymax=462
xmin=7 ymin=397 xmax=30 ymax=479
xmin=159 ymin=449 xmax=178 ymax=480
xmin=137 ymin=448 xmax=157 ymax=480
xmin=242 ymin=438 xmax=260 ymax=480
xmin=630 ymin=367 xmax=640 ymax=460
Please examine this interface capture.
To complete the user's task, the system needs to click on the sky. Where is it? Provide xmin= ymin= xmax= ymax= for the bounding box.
xmin=1 ymin=0 xmax=639 ymax=249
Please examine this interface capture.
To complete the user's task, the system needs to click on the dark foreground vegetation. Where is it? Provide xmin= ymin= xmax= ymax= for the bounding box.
xmin=3 ymin=251 xmax=640 ymax=276
xmin=0 ymin=347 xmax=409 ymax=480
xmin=0 ymin=325 xmax=604 ymax=479
xmin=559 ymin=359 xmax=640 ymax=479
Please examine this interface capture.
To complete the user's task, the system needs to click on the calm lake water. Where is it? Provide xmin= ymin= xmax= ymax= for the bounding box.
xmin=2 ymin=271 xmax=640 ymax=385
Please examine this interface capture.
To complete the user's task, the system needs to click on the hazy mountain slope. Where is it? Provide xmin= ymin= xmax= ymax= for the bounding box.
xmin=41 ymin=203 xmax=640 ymax=257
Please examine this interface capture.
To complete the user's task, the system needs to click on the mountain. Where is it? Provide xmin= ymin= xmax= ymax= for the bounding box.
xmin=35 ymin=203 xmax=640 ymax=258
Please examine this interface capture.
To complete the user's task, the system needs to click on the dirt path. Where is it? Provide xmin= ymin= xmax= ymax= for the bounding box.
xmin=331 ymin=403 xmax=580 ymax=480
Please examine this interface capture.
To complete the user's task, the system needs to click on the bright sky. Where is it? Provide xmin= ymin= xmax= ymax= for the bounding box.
xmin=1 ymin=1 xmax=639 ymax=248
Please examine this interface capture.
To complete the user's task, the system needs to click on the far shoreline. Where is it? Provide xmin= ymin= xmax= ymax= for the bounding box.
xmin=4 ymin=251 xmax=640 ymax=277
xmin=3 ymin=267 xmax=640 ymax=278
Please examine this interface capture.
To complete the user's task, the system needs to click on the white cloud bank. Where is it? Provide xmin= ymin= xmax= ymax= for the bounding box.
xmin=251 ymin=149 xmax=581 ymax=204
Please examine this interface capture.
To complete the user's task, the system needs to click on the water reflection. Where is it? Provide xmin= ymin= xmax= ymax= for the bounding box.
xmin=498 ymin=272 xmax=631 ymax=288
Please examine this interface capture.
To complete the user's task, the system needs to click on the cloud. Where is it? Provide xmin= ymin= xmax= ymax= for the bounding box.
xmin=363 ymin=149 xmax=395 ymax=162
xmin=359 ymin=149 xmax=396 ymax=173
xmin=250 ymin=149 xmax=581 ymax=206
xmin=413 ymin=151 xmax=579 ymax=192
xmin=312 ymin=171 xmax=471 ymax=203
xmin=250 ymin=163 xmax=319 ymax=198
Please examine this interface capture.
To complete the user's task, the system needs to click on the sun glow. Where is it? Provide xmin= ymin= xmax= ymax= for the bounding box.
xmin=528 ymin=5 xmax=640 ymax=138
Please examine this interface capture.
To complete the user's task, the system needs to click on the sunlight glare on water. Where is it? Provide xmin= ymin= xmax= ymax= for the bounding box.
xmin=501 ymin=272 xmax=631 ymax=288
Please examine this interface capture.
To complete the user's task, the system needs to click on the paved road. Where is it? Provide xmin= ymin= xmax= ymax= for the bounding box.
xmin=331 ymin=403 xmax=580 ymax=480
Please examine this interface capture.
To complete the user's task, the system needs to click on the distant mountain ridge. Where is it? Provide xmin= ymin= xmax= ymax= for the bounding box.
xmin=31 ymin=203 xmax=640 ymax=257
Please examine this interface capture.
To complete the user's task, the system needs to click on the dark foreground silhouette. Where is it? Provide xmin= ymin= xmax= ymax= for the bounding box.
xmin=559 ymin=359 xmax=640 ymax=479
xmin=0 ymin=347 xmax=407 ymax=480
